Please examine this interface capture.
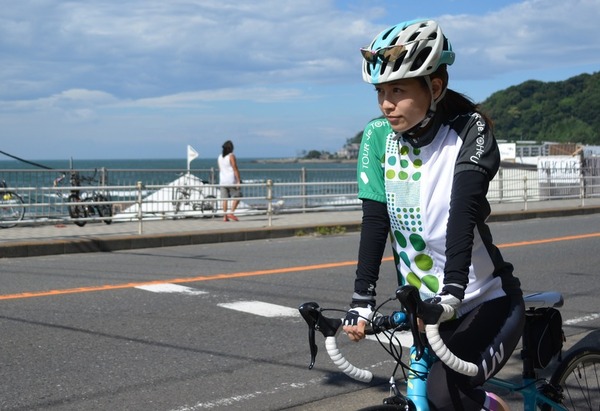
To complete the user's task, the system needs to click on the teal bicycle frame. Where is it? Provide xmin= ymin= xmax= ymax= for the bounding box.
xmin=485 ymin=377 xmax=565 ymax=411
xmin=400 ymin=345 xmax=567 ymax=411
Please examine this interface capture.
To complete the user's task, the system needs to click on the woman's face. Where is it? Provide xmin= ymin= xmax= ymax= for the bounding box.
xmin=375 ymin=78 xmax=432 ymax=133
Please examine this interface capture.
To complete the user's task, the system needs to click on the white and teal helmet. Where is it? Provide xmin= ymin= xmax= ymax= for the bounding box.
xmin=361 ymin=19 xmax=455 ymax=84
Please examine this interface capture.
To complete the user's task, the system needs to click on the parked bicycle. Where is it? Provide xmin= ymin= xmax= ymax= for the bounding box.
xmin=0 ymin=179 xmax=25 ymax=228
xmin=171 ymin=173 xmax=217 ymax=217
xmin=54 ymin=170 xmax=113 ymax=227
xmin=299 ymin=285 xmax=600 ymax=410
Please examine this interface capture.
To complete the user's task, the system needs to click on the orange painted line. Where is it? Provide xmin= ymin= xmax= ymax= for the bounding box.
xmin=1 ymin=232 xmax=598 ymax=301
xmin=497 ymin=232 xmax=600 ymax=248
xmin=0 ymin=260 xmax=358 ymax=301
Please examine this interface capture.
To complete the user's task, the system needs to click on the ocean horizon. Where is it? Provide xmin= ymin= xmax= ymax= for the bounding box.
xmin=0 ymin=156 xmax=357 ymax=171
xmin=0 ymin=157 xmax=358 ymax=189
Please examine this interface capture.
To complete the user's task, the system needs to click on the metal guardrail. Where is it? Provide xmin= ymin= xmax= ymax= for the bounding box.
xmin=1 ymin=167 xmax=599 ymax=229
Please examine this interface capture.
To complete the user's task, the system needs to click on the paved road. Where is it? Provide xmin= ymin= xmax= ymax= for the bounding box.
xmin=1 ymin=214 xmax=599 ymax=410
xmin=1 ymin=198 xmax=600 ymax=258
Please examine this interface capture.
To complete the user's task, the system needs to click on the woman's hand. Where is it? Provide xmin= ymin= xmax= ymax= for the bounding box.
xmin=342 ymin=305 xmax=373 ymax=342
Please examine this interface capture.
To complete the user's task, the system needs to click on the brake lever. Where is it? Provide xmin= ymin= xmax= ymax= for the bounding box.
xmin=395 ymin=285 xmax=444 ymax=361
xmin=298 ymin=302 xmax=342 ymax=370
xmin=395 ymin=286 xmax=426 ymax=360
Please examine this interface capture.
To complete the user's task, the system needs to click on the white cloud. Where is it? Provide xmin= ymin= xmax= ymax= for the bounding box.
xmin=124 ymin=87 xmax=307 ymax=108
xmin=0 ymin=0 xmax=599 ymax=159
xmin=443 ymin=0 xmax=600 ymax=78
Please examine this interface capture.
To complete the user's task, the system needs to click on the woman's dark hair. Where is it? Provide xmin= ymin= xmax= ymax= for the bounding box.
xmin=423 ymin=65 xmax=494 ymax=129
xmin=222 ymin=140 xmax=234 ymax=157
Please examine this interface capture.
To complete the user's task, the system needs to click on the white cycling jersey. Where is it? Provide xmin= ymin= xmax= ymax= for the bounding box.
xmin=357 ymin=111 xmax=510 ymax=316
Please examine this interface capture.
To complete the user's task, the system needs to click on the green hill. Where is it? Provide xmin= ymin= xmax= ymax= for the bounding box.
xmin=338 ymin=71 xmax=600 ymax=154
xmin=480 ymin=71 xmax=600 ymax=144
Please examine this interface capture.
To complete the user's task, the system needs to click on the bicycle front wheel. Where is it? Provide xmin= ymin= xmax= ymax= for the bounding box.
xmin=68 ymin=194 xmax=88 ymax=227
xmin=549 ymin=346 xmax=600 ymax=410
xmin=0 ymin=191 xmax=25 ymax=228
xmin=95 ymin=194 xmax=113 ymax=225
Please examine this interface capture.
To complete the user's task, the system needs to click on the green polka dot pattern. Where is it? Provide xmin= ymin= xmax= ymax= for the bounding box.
xmin=385 ymin=139 xmax=440 ymax=296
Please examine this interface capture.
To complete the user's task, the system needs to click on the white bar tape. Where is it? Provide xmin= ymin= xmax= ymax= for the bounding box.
xmin=325 ymin=336 xmax=373 ymax=383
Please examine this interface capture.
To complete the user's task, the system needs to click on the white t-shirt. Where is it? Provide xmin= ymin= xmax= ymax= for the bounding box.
xmin=218 ymin=154 xmax=237 ymax=185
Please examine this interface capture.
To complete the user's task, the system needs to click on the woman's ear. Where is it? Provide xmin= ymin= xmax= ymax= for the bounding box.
xmin=431 ymin=77 xmax=444 ymax=100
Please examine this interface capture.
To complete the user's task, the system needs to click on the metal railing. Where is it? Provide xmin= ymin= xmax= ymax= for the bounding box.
xmin=1 ymin=166 xmax=599 ymax=229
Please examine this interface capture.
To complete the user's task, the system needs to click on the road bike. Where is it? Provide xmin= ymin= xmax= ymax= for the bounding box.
xmin=54 ymin=170 xmax=113 ymax=227
xmin=171 ymin=173 xmax=217 ymax=217
xmin=0 ymin=179 xmax=25 ymax=228
xmin=299 ymin=285 xmax=600 ymax=410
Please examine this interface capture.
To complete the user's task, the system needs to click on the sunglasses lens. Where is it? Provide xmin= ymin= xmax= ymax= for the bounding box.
xmin=382 ymin=45 xmax=407 ymax=62
xmin=360 ymin=48 xmax=378 ymax=63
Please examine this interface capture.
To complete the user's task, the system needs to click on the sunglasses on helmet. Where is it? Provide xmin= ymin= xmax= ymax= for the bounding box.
xmin=360 ymin=39 xmax=421 ymax=63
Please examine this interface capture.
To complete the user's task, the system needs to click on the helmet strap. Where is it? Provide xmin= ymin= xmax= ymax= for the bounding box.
xmin=395 ymin=75 xmax=447 ymax=145
xmin=395 ymin=75 xmax=436 ymax=139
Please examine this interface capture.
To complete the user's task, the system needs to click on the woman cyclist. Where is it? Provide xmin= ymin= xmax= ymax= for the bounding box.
xmin=342 ymin=19 xmax=525 ymax=411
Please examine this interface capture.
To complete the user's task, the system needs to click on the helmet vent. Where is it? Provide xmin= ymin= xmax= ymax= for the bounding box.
xmin=392 ymin=56 xmax=405 ymax=72
xmin=379 ymin=60 xmax=389 ymax=75
xmin=410 ymin=47 xmax=432 ymax=71
xmin=382 ymin=27 xmax=396 ymax=41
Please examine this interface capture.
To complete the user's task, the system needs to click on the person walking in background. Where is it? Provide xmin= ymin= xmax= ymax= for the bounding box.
xmin=218 ymin=140 xmax=242 ymax=222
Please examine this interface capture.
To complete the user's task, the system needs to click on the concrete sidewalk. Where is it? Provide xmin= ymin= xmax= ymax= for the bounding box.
xmin=1 ymin=198 xmax=599 ymax=258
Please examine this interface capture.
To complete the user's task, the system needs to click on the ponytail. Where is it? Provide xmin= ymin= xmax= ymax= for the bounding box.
xmin=428 ymin=65 xmax=494 ymax=130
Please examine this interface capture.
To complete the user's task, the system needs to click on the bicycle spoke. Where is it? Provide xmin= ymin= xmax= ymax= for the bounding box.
xmin=552 ymin=349 xmax=600 ymax=410
xmin=562 ymin=359 xmax=599 ymax=409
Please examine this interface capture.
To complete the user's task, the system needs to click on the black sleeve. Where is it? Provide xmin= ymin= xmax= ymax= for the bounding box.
xmin=353 ymin=199 xmax=390 ymax=301
xmin=443 ymin=170 xmax=489 ymax=294
xmin=454 ymin=113 xmax=500 ymax=179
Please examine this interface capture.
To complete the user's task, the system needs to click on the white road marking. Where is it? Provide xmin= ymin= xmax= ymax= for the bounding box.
xmin=218 ymin=300 xmax=300 ymax=318
xmin=169 ymin=377 xmax=325 ymax=410
xmin=564 ymin=312 xmax=600 ymax=325
xmin=135 ymin=283 xmax=207 ymax=295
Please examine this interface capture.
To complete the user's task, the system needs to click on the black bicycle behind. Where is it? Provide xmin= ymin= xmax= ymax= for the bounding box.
xmin=55 ymin=170 xmax=113 ymax=227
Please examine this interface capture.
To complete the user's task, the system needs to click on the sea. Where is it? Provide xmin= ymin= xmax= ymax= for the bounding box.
xmin=0 ymin=157 xmax=357 ymax=185
xmin=0 ymin=157 xmax=359 ymax=213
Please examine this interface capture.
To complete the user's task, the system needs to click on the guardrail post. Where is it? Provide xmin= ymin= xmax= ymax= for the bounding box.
xmin=301 ymin=167 xmax=307 ymax=212
xmin=498 ymin=168 xmax=504 ymax=202
xmin=136 ymin=181 xmax=144 ymax=234
xmin=266 ymin=179 xmax=273 ymax=227
xmin=523 ymin=175 xmax=528 ymax=211
xmin=100 ymin=167 xmax=108 ymax=186
xmin=579 ymin=171 xmax=585 ymax=207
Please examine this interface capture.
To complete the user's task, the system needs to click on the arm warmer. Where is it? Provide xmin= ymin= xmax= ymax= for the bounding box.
xmin=443 ymin=170 xmax=489 ymax=297
xmin=353 ymin=199 xmax=390 ymax=300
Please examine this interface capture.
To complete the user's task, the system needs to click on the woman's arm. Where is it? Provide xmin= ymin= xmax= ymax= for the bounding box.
xmin=229 ymin=154 xmax=241 ymax=184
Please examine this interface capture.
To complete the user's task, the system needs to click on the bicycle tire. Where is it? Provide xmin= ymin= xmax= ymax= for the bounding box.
xmin=543 ymin=346 xmax=600 ymax=410
xmin=68 ymin=194 xmax=88 ymax=227
xmin=95 ymin=194 xmax=113 ymax=225
xmin=0 ymin=191 xmax=25 ymax=228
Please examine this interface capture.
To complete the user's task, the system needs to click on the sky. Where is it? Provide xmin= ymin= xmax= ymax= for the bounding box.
xmin=1 ymin=0 xmax=599 ymax=161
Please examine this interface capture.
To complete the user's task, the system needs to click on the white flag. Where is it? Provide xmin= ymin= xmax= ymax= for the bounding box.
xmin=187 ymin=145 xmax=199 ymax=163
xmin=187 ymin=145 xmax=199 ymax=172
